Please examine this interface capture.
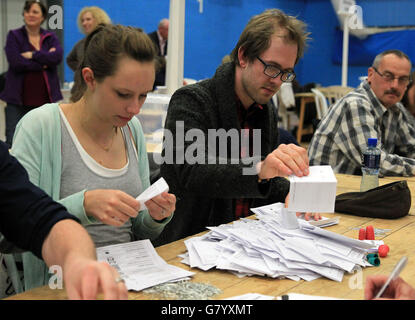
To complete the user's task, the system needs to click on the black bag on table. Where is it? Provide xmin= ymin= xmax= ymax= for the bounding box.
xmin=335 ymin=181 xmax=411 ymax=219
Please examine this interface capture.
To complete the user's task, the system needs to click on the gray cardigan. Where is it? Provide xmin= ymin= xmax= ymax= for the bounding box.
xmin=155 ymin=62 xmax=289 ymax=245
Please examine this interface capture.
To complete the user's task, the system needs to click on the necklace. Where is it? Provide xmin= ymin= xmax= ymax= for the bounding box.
xmin=99 ymin=127 xmax=117 ymax=152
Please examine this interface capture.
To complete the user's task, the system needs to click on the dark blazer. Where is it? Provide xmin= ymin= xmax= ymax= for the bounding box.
xmin=148 ymin=30 xmax=167 ymax=56
xmin=148 ymin=30 xmax=167 ymax=86
xmin=155 ymin=62 xmax=290 ymax=245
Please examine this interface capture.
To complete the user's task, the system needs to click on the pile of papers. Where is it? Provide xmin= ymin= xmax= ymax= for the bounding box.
xmin=180 ymin=203 xmax=376 ymax=282
xmin=97 ymin=239 xmax=194 ymax=292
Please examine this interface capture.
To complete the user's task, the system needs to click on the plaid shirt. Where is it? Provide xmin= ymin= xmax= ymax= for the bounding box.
xmin=308 ymin=80 xmax=415 ymax=177
xmin=234 ymin=98 xmax=264 ymax=218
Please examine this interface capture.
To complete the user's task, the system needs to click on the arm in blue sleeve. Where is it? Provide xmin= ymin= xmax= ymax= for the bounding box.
xmin=0 ymin=141 xmax=79 ymax=259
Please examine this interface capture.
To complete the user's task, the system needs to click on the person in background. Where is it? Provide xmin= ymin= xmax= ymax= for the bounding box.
xmin=66 ymin=6 xmax=111 ymax=72
xmin=10 ymin=24 xmax=176 ymax=291
xmin=156 ymin=9 xmax=320 ymax=246
xmin=0 ymin=0 xmax=63 ymax=148
xmin=365 ymin=274 xmax=415 ymax=300
xmin=308 ymin=49 xmax=415 ymax=176
xmin=0 ymin=141 xmax=127 ymax=300
xmin=148 ymin=18 xmax=169 ymax=88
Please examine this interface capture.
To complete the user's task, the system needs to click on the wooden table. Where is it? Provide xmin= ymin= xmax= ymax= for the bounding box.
xmin=7 ymin=174 xmax=415 ymax=300
xmin=295 ymin=92 xmax=315 ymax=144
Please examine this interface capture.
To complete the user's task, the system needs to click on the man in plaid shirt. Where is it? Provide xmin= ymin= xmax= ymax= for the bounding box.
xmin=308 ymin=50 xmax=415 ymax=176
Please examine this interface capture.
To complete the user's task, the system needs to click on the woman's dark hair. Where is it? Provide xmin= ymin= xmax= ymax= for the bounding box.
xmin=70 ymin=24 xmax=157 ymax=102
xmin=23 ymin=0 xmax=48 ymax=18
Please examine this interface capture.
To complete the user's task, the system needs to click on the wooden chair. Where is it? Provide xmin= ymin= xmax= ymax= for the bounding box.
xmin=295 ymin=86 xmax=354 ymax=143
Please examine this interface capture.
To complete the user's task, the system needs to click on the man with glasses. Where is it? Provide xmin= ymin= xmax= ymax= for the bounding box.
xmin=308 ymin=49 xmax=415 ymax=176
xmin=155 ymin=9 xmax=319 ymax=246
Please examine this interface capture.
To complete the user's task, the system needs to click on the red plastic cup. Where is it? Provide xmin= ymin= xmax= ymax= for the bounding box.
xmin=358 ymin=228 xmax=366 ymax=240
xmin=366 ymin=225 xmax=375 ymax=240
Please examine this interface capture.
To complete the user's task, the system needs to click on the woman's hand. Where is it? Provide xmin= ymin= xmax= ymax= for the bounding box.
xmin=84 ymin=189 xmax=140 ymax=226
xmin=21 ymin=51 xmax=33 ymax=59
xmin=145 ymin=192 xmax=176 ymax=222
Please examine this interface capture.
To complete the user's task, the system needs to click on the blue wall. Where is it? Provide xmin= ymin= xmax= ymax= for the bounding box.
xmin=63 ymin=0 xmax=415 ymax=88
xmin=63 ymin=0 xmax=306 ymax=83
xmin=359 ymin=0 xmax=415 ymax=27
xmin=300 ymin=0 xmax=415 ymax=88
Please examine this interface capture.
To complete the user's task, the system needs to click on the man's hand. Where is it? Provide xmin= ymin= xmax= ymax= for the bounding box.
xmin=365 ymin=275 xmax=415 ymax=300
xmin=258 ymin=144 xmax=309 ymax=180
xmin=64 ymin=256 xmax=128 ymax=300
xmin=42 ymin=219 xmax=128 ymax=300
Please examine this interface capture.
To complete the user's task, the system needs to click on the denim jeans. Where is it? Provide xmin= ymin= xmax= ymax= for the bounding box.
xmin=5 ymin=103 xmax=33 ymax=148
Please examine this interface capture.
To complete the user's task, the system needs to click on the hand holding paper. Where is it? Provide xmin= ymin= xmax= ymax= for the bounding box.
xmin=84 ymin=189 xmax=140 ymax=226
xmin=136 ymin=177 xmax=176 ymax=221
xmin=257 ymin=144 xmax=309 ymax=179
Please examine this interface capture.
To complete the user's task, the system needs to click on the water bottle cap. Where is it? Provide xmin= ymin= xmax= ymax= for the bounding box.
xmin=368 ymin=138 xmax=377 ymax=147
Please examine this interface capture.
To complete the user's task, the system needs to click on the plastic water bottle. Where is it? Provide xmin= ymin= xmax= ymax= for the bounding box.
xmin=360 ymin=138 xmax=380 ymax=192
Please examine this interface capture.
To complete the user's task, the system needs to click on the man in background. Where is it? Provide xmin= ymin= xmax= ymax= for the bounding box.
xmin=148 ymin=18 xmax=169 ymax=87
xmin=309 ymin=49 xmax=415 ymax=176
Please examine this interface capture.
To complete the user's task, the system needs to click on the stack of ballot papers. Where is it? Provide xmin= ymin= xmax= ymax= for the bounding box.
xmin=179 ymin=203 xmax=376 ymax=282
xmin=97 ymin=239 xmax=195 ymax=292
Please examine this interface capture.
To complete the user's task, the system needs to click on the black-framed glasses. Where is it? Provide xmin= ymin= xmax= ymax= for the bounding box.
xmin=372 ymin=66 xmax=412 ymax=86
xmin=256 ymin=57 xmax=296 ymax=82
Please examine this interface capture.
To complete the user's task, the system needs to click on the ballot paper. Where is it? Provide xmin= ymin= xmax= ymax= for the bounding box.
xmin=224 ymin=293 xmax=275 ymax=300
xmin=250 ymin=203 xmax=340 ymax=229
xmin=277 ymin=293 xmax=344 ymax=300
xmin=136 ymin=177 xmax=169 ymax=210
xmin=180 ymin=203 xmax=377 ymax=283
xmin=97 ymin=239 xmax=194 ymax=292
xmin=288 ymin=165 xmax=337 ymax=213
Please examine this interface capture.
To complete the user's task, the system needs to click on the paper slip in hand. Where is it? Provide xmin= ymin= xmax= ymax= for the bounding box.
xmin=136 ymin=177 xmax=169 ymax=210
xmin=288 ymin=165 xmax=337 ymax=213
